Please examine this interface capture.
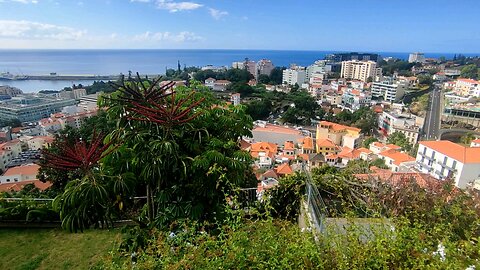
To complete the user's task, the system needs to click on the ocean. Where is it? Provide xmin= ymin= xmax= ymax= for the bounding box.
xmin=1 ymin=49 xmax=479 ymax=93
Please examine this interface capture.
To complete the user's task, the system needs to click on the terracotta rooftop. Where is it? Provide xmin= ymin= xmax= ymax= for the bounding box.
xmin=251 ymin=142 xmax=278 ymax=154
xmin=316 ymin=138 xmax=337 ymax=148
xmin=420 ymin=140 xmax=480 ymax=164
xmin=253 ymin=124 xmax=302 ymax=135
xmin=318 ymin=121 xmax=361 ymax=133
xmin=3 ymin=164 xmax=40 ymax=176
xmin=355 ymin=168 xmax=441 ymax=190
xmin=301 ymin=137 xmax=314 ymax=149
xmin=0 ymin=180 xmax=51 ymax=192
xmin=378 ymin=149 xmax=415 ymax=166
xmin=457 ymin=78 xmax=478 ymax=84
xmin=284 ymin=141 xmax=295 ymax=150
xmin=275 ymin=163 xmax=293 ymax=176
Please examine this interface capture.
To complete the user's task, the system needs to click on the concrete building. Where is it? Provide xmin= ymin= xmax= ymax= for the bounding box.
xmin=416 ymin=140 xmax=480 ymax=188
xmin=282 ymin=67 xmax=306 ymax=86
xmin=204 ymin=78 xmax=231 ymax=91
xmin=0 ymin=95 xmax=76 ymax=123
xmin=255 ymin=59 xmax=274 ymax=79
xmin=250 ymin=122 xmax=305 ymax=147
xmin=378 ymin=149 xmax=416 ymax=172
xmin=326 ymin=52 xmax=380 ymax=63
xmin=306 ymin=60 xmax=331 ymax=82
xmin=230 ymin=93 xmax=241 ymax=106
xmin=341 ymin=89 xmax=372 ymax=111
xmin=0 ymin=86 xmax=23 ymax=97
xmin=378 ymin=110 xmax=423 ymax=144
xmin=0 ymin=163 xmax=40 ymax=184
xmin=408 ymin=52 xmax=426 ymax=63
xmin=232 ymin=60 xmax=256 ymax=77
xmin=316 ymin=121 xmax=362 ymax=150
xmin=371 ymin=80 xmax=406 ymax=103
xmin=340 ymin=60 xmax=379 ymax=82
xmin=453 ymin=78 xmax=479 ymax=97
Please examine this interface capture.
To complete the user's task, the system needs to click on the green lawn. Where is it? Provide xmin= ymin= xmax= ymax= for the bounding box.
xmin=0 ymin=228 xmax=121 ymax=270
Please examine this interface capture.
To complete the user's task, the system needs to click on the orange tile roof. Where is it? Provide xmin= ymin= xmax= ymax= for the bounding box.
xmin=471 ymin=139 xmax=480 ymax=144
xmin=261 ymin=169 xmax=278 ymax=180
xmin=420 ymin=140 xmax=480 ymax=163
xmin=319 ymin=121 xmax=361 ymax=133
xmin=355 ymin=170 xmax=441 ymax=190
xmin=301 ymin=137 xmax=314 ymax=149
xmin=357 ymin=147 xmax=372 ymax=154
xmin=297 ymin=153 xmax=309 ymax=161
xmin=3 ymin=164 xmax=40 ymax=176
xmin=276 ymin=163 xmax=293 ymax=175
xmin=385 ymin=144 xmax=402 ymax=150
xmin=378 ymin=149 xmax=415 ymax=166
xmin=284 ymin=141 xmax=295 ymax=150
xmin=253 ymin=124 xmax=302 ymax=135
xmin=372 ymin=142 xmax=385 ymax=148
xmin=251 ymin=142 xmax=278 ymax=153
xmin=457 ymin=78 xmax=478 ymax=84
xmin=0 ymin=180 xmax=52 ymax=192
xmin=316 ymin=138 xmax=337 ymax=148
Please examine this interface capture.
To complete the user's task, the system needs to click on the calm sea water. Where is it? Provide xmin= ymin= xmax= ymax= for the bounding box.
xmin=1 ymin=49 xmax=478 ymax=93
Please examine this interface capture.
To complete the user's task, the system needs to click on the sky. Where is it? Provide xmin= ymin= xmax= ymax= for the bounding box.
xmin=0 ymin=0 xmax=479 ymax=52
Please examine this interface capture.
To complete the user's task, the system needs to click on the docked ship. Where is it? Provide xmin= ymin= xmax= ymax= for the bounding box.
xmin=0 ymin=72 xmax=28 ymax=80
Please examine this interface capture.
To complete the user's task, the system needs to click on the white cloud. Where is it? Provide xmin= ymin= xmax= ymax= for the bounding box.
xmin=133 ymin=31 xmax=203 ymax=42
xmin=131 ymin=0 xmax=203 ymax=13
xmin=0 ymin=20 xmax=85 ymax=40
xmin=155 ymin=0 xmax=202 ymax=12
xmin=0 ymin=0 xmax=38 ymax=3
xmin=208 ymin=8 xmax=228 ymax=20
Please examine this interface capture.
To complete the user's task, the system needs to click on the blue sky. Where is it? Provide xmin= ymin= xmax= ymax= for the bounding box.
xmin=0 ymin=0 xmax=478 ymax=52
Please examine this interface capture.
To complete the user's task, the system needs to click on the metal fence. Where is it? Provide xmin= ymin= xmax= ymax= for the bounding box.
xmin=302 ymin=164 xmax=329 ymax=235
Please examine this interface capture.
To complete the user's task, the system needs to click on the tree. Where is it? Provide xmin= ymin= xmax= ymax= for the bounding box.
xmin=257 ymin=74 xmax=270 ymax=84
xmin=387 ymin=131 xmax=412 ymax=152
xmin=460 ymin=64 xmax=479 ymax=79
xmin=460 ymin=132 xmax=476 ymax=145
xmin=229 ymin=82 xmax=254 ymax=96
xmin=246 ymin=99 xmax=272 ymax=120
xmin=269 ymin=67 xmax=285 ymax=85
xmin=362 ymin=137 xmax=378 ymax=148
xmin=417 ymin=74 xmax=433 ymax=87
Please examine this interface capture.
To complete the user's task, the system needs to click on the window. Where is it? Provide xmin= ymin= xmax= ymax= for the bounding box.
xmin=452 ymin=160 xmax=457 ymax=169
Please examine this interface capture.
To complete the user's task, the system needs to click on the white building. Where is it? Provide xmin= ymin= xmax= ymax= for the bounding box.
xmin=204 ymin=78 xmax=231 ymax=91
xmin=378 ymin=110 xmax=423 ymax=144
xmin=371 ymin=80 xmax=406 ymax=103
xmin=408 ymin=52 xmax=426 ymax=63
xmin=282 ymin=67 xmax=306 ymax=86
xmin=341 ymin=89 xmax=372 ymax=111
xmin=0 ymin=163 xmax=40 ymax=184
xmin=255 ymin=59 xmax=274 ymax=79
xmin=306 ymin=60 xmax=331 ymax=82
xmin=230 ymin=93 xmax=241 ymax=106
xmin=232 ymin=60 xmax=256 ymax=77
xmin=416 ymin=140 xmax=480 ymax=188
xmin=340 ymin=60 xmax=380 ymax=82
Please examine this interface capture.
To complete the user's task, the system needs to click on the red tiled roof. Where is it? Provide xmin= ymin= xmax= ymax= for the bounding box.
xmin=319 ymin=121 xmax=361 ymax=133
xmin=0 ymin=180 xmax=52 ymax=192
xmin=284 ymin=141 xmax=295 ymax=150
xmin=316 ymin=138 xmax=337 ymax=148
xmin=276 ymin=163 xmax=293 ymax=175
xmin=420 ymin=140 xmax=480 ymax=164
xmin=378 ymin=149 xmax=415 ymax=166
xmin=3 ymin=164 xmax=40 ymax=176
xmin=301 ymin=137 xmax=314 ymax=149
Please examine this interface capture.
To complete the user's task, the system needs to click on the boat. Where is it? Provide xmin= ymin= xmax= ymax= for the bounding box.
xmin=0 ymin=72 xmax=28 ymax=80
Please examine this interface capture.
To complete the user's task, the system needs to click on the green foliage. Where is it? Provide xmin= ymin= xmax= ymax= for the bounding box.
xmin=228 ymin=82 xmax=254 ymax=96
xmin=269 ymin=66 xmax=285 ymax=85
xmin=460 ymin=64 xmax=479 ymax=79
xmin=245 ymin=99 xmax=272 ymax=120
xmin=264 ymin=173 xmax=306 ymax=221
xmin=281 ymin=90 xmax=320 ymax=125
xmin=257 ymin=74 xmax=270 ymax=84
xmin=380 ymin=60 xmax=415 ymax=76
xmin=362 ymin=137 xmax=378 ymax=148
xmin=417 ymin=74 xmax=434 ymax=87
xmin=0 ymin=118 xmax=22 ymax=128
xmin=460 ymin=132 xmax=476 ymax=145
xmin=330 ymin=107 xmax=378 ymax=135
xmin=101 ymin=220 xmax=322 ymax=269
xmin=387 ymin=131 xmax=413 ymax=152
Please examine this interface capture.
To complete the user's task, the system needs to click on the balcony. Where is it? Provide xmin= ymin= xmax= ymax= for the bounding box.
xmin=418 ymin=152 xmax=434 ymax=161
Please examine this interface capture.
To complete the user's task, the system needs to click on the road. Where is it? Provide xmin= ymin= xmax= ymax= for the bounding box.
xmin=423 ymin=85 xmax=443 ymax=140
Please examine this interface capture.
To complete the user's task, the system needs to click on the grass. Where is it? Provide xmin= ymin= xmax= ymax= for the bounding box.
xmin=0 ymin=228 xmax=121 ymax=270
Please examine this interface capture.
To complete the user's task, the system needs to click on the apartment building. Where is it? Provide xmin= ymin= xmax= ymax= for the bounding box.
xmin=255 ymin=59 xmax=274 ymax=79
xmin=340 ymin=60 xmax=380 ymax=82
xmin=453 ymin=78 xmax=479 ymax=97
xmin=282 ymin=67 xmax=306 ymax=86
xmin=416 ymin=140 xmax=480 ymax=188
xmin=408 ymin=52 xmax=426 ymax=63
xmin=371 ymin=80 xmax=406 ymax=103
xmin=316 ymin=121 xmax=362 ymax=150
xmin=341 ymin=89 xmax=372 ymax=111
xmin=0 ymin=95 xmax=76 ymax=123
xmin=0 ymin=163 xmax=40 ymax=184
xmin=378 ymin=110 xmax=423 ymax=144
